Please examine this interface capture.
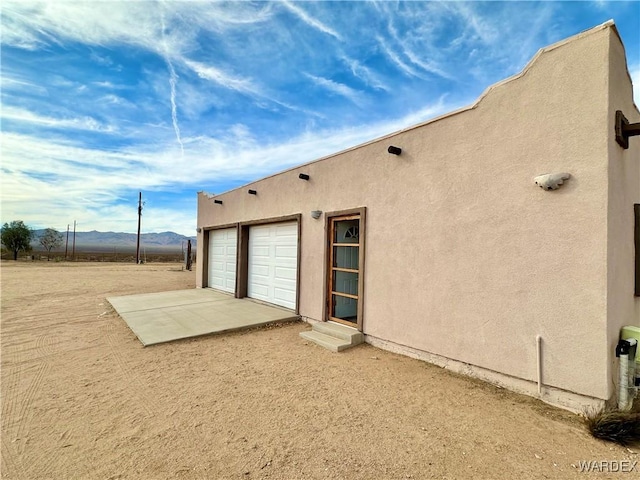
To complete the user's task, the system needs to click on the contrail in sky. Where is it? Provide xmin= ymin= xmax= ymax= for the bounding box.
xmin=160 ymin=10 xmax=184 ymax=158
xmin=166 ymin=60 xmax=184 ymax=157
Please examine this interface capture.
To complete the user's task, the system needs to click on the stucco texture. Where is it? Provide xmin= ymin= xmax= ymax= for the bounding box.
xmin=606 ymin=28 xmax=640 ymax=397
xmin=197 ymin=22 xmax=639 ymax=404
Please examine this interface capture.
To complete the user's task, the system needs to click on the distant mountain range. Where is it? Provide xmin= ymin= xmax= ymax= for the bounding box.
xmin=31 ymin=230 xmax=197 ymax=253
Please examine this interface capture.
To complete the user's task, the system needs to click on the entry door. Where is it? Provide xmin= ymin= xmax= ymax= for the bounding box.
xmin=328 ymin=214 xmax=362 ymax=328
xmin=247 ymin=222 xmax=298 ymax=310
xmin=208 ymin=228 xmax=237 ymax=293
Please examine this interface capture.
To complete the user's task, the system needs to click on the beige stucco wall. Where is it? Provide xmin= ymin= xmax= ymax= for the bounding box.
xmin=606 ymin=28 xmax=640 ymax=398
xmin=197 ymin=22 xmax=638 ymax=403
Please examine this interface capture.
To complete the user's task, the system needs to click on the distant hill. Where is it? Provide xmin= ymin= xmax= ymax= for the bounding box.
xmin=31 ymin=230 xmax=197 ymax=253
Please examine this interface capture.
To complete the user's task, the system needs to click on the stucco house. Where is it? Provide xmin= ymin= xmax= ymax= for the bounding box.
xmin=197 ymin=21 xmax=639 ymax=412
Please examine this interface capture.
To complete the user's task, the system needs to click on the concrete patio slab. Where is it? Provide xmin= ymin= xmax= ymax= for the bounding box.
xmin=107 ymin=289 xmax=299 ymax=346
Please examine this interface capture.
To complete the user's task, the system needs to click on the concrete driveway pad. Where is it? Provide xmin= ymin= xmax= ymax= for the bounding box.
xmin=108 ymin=289 xmax=299 ymax=346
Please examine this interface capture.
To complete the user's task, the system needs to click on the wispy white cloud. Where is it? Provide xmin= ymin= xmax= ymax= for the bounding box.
xmin=340 ymin=55 xmax=390 ymax=92
xmin=442 ymin=2 xmax=499 ymax=46
xmin=507 ymin=5 xmax=556 ymax=71
xmin=436 ymin=1 xmax=558 ymax=77
xmin=182 ymin=59 xmax=319 ymax=117
xmin=304 ymin=74 xmax=363 ymax=105
xmin=376 ymin=35 xmax=424 ymax=79
xmin=281 ymin=1 xmax=342 ymax=41
xmin=0 ymin=1 xmax=200 ymax=69
xmin=2 ymin=139 xmax=183 ymax=235
xmin=0 ymin=74 xmax=49 ymax=95
xmin=92 ymin=81 xmax=127 ymax=90
xmin=89 ymin=51 xmax=115 ymax=67
xmin=97 ymin=94 xmax=131 ymax=107
xmin=591 ymin=0 xmax=609 ymax=11
xmin=385 ymin=22 xmax=454 ymax=81
xmin=1 ymin=106 xmax=116 ymax=133
xmin=1 ymin=94 xmax=452 ymax=232
xmin=183 ymin=59 xmax=259 ymax=95
xmin=403 ymin=48 xmax=454 ymax=81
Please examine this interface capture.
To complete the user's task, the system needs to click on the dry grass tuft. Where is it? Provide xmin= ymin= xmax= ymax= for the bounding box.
xmin=584 ymin=409 xmax=640 ymax=446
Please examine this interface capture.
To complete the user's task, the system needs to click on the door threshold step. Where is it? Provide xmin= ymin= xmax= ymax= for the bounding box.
xmin=300 ymin=321 xmax=364 ymax=352
xmin=300 ymin=330 xmax=353 ymax=352
xmin=313 ymin=321 xmax=364 ymax=345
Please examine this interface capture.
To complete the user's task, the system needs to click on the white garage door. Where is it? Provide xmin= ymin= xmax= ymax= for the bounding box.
xmin=248 ymin=222 xmax=298 ymax=310
xmin=208 ymin=228 xmax=237 ymax=293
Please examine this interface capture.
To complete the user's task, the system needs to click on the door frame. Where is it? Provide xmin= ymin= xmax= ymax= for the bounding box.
xmin=237 ymin=214 xmax=302 ymax=313
xmin=324 ymin=207 xmax=366 ymax=331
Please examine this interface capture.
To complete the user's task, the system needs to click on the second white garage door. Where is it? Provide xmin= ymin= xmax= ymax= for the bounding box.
xmin=248 ymin=222 xmax=298 ymax=310
xmin=208 ymin=228 xmax=237 ymax=293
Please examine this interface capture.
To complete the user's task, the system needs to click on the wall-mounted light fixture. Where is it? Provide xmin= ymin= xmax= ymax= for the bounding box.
xmin=615 ymin=110 xmax=640 ymax=149
xmin=388 ymin=145 xmax=402 ymax=155
xmin=196 ymin=227 xmax=202 ymax=233
xmin=298 ymin=173 xmax=310 ymax=181
xmin=311 ymin=210 xmax=322 ymax=219
xmin=214 ymin=199 xmax=223 ymax=205
xmin=248 ymin=189 xmax=257 ymax=195
xmin=534 ymin=173 xmax=571 ymax=191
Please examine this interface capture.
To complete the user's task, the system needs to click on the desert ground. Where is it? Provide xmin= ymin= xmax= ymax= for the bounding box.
xmin=1 ymin=262 xmax=637 ymax=479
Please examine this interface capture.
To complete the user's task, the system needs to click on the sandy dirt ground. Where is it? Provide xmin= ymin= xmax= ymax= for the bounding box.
xmin=1 ymin=262 xmax=638 ymax=479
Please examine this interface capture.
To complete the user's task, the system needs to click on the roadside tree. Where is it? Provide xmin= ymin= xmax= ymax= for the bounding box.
xmin=1 ymin=220 xmax=33 ymax=260
xmin=39 ymin=228 xmax=63 ymax=260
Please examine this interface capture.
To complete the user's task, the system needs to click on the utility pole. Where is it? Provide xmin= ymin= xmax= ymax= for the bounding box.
xmin=136 ymin=192 xmax=142 ymax=264
xmin=65 ymin=224 xmax=69 ymax=260
xmin=72 ymin=221 xmax=76 ymax=261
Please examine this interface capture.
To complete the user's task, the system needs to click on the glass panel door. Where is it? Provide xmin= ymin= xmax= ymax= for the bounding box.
xmin=330 ymin=294 xmax=358 ymax=323
xmin=328 ymin=215 xmax=360 ymax=326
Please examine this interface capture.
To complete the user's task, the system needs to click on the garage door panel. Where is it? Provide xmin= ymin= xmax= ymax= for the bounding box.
xmin=274 ymin=266 xmax=296 ymax=280
xmin=273 ymin=261 xmax=296 ymax=272
xmin=210 ymin=261 xmax=224 ymax=272
xmin=274 ymin=288 xmax=295 ymax=304
xmin=248 ymin=222 xmax=298 ymax=310
xmin=252 ymin=245 xmax=270 ymax=256
xmin=275 ymin=224 xmax=295 ymax=234
xmin=274 ymin=273 xmax=296 ymax=285
xmin=252 ymin=278 xmax=270 ymax=289
xmin=274 ymin=285 xmax=296 ymax=297
xmin=250 ymin=284 xmax=269 ymax=298
xmin=275 ymin=245 xmax=296 ymax=257
xmin=208 ymin=228 xmax=237 ymax=294
xmin=251 ymin=264 xmax=270 ymax=276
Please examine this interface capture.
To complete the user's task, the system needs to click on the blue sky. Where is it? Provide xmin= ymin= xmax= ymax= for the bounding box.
xmin=1 ymin=1 xmax=638 ymax=236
